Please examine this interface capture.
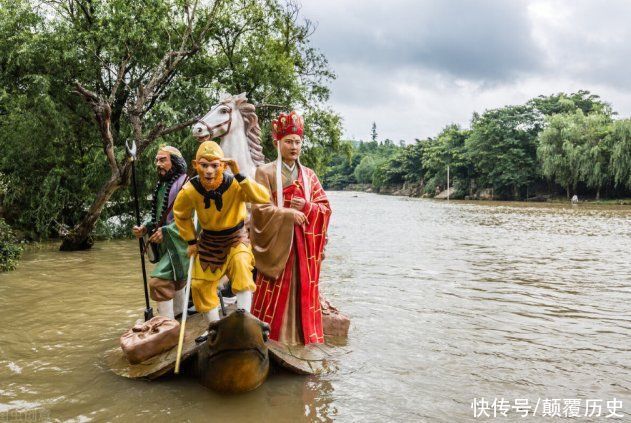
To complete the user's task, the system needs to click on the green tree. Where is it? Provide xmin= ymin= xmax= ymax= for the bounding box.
xmin=537 ymin=111 xmax=614 ymax=199
xmin=370 ymin=122 xmax=377 ymax=142
xmin=322 ymin=140 xmax=355 ymax=189
xmin=532 ymin=91 xmax=615 ymax=199
xmin=529 ymin=90 xmax=613 ymax=117
xmin=0 ymin=218 xmax=23 ymax=272
xmin=300 ymin=108 xmax=343 ymax=176
xmin=609 ymin=119 xmax=631 ymax=190
xmin=205 ymin=0 xmax=338 ymax=161
xmin=399 ymin=141 xmax=425 ymax=183
xmin=373 ymin=142 xmax=425 ymax=189
xmin=422 ymin=124 xmax=471 ymax=196
xmin=579 ymin=113 xmax=613 ymax=199
xmin=354 ymin=155 xmax=382 ymax=184
xmin=537 ymin=111 xmax=586 ymax=198
xmin=466 ymin=105 xmax=541 ymax=199
xmin=0 ymin=172 xmax=22 ymax=272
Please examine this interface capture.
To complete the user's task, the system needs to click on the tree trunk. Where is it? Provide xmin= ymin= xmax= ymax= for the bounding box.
xmin=566 ymin=186 xmax=570 ymax=199
xmin=596 ymin=187 xmax=600 ymax=201
xmin=56 ymin=1 xmax=221 ymax=252
xmin=59 ymin=175 xmax=124 ymax=251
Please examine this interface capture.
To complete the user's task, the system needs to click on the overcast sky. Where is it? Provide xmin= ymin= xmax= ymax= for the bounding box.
xmin=299 ymin=0 xmax=631 ymax=142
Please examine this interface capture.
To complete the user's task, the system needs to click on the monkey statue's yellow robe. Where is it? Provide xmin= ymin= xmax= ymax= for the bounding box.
xmin=173 ymin=141 xmax=269 ymax=316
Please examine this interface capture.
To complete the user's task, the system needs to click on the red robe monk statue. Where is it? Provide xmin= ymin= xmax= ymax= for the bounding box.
xmin=250 ymin=111 xmax=331 ymax=345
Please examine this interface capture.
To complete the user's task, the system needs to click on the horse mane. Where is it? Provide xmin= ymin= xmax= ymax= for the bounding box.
xmin=228 ymin=97 xmax=266 ymax=166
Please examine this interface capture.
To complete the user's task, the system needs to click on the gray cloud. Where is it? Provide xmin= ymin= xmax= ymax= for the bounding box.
xmin=299 ymin=0 xmax=631 ymax=141
xmin=528 ymin=0 xmax=631 ymax=88
xmin=305 ymin=0 xmax=542 ymax=82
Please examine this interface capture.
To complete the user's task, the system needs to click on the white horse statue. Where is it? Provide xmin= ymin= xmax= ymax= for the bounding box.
xmin=191 ymin=92 xmax=265 ymax=179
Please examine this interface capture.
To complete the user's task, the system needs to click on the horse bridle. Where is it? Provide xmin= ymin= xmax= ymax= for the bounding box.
xmin=197 ymin=105 xmax=232 ymax=138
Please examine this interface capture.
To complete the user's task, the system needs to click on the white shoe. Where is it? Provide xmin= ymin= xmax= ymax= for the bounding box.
xmin=222 ymin=295 xmax=237 ymax=305
xmin=235 ymin=291 xmax=252 ymax=312
xmin=156 ymin=300 xmax=174 ymax=320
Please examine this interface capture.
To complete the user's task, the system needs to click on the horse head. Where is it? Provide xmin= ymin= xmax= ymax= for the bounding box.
xmin=192 ymin=92 xmax=265 ymax=179
xmin=191 ymin=92 xmax=240 ymax=139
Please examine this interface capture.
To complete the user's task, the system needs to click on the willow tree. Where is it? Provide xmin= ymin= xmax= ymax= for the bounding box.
xmin=579 ymin=113 xmax=613 ymax=200
xmin=609 ymin=119 xmax=631 ymax=190
xmin=537 ymin=111 xmax=613 ymax=199
xmin=537 ymin=112 xmax=585 ymax=198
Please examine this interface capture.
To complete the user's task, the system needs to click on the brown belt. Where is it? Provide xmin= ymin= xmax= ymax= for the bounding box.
xmin=198 ymin=221 xmax=249 ymax=272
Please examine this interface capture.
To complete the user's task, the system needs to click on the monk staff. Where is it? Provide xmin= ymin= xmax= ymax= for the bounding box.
xmin=175 ymin=212 xmax=198 ymax=375
xmin=126 ymin=140 xmax=153 ymax=322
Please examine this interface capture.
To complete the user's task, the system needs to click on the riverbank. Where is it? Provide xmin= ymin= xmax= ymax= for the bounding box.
xmin=337 ymin=184 xmax=631 ymax=205
xmin=340 ymin=182 xmax=424 ymax=197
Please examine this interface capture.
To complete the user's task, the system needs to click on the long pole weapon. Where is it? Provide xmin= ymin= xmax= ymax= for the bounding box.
xmin=175 ymin=212 xmax=198 ymax=374
xmin=126 ymin=140 xmax=153 ymax=322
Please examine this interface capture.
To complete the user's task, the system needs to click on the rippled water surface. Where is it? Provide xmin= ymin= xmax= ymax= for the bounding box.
xmin=1 ymin=192 xmax=630 ymax=422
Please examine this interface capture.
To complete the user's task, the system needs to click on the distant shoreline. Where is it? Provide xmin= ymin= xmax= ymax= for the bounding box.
xmin=329 ymin=187 xmax=631 ymax=206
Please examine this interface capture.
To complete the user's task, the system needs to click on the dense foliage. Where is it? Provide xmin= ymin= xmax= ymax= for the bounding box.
xmin=0 ymin=217 xmax=23 ymax=272
xmin=0 ymin=0 xmax=342 ymax=246
xmin=322 ymin=91 xmax=631 ymax=201
xmin=0 ymin=173 xmax=22 ymax=271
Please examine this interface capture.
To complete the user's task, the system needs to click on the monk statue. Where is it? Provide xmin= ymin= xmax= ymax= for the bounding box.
xmin=131 ymin=145 xmax=189 ymax=319
xmin=250 ymin=111 xmax=332 ymax=345
xmin=173 ymin=141 xmax=270 ymax=328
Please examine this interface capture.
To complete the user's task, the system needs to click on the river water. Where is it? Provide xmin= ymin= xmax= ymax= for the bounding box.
xmin=1 ymin=192 xmax=630 ymax=422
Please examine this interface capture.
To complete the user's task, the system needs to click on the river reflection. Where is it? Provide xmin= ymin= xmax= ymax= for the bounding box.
xmin=1 ymin=192 xmax=630 ymax=421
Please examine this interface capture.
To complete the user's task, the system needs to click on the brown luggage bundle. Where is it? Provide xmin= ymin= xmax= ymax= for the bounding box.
xmin=120 ymin=316 xmax=180 ymax=364
xmin=321 ymin=299 xmax=350 ymax=337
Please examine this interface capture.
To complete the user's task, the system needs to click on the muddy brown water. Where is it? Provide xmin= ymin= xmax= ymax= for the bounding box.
xmin=1 ymin=192 xmax=630 ymax=422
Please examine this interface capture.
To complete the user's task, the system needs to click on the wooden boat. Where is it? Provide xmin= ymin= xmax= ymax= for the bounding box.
xmin=104 ymin=312 xmax=207 ymax=380
xmin=267 ymin=339 xmax=350 ymax=375
xmin=105 ymin=306 xmax=350 ymax=380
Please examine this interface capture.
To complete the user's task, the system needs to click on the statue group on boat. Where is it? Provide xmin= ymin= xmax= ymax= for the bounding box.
xmin=112 ymin=93 xmax=347 ymax=391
